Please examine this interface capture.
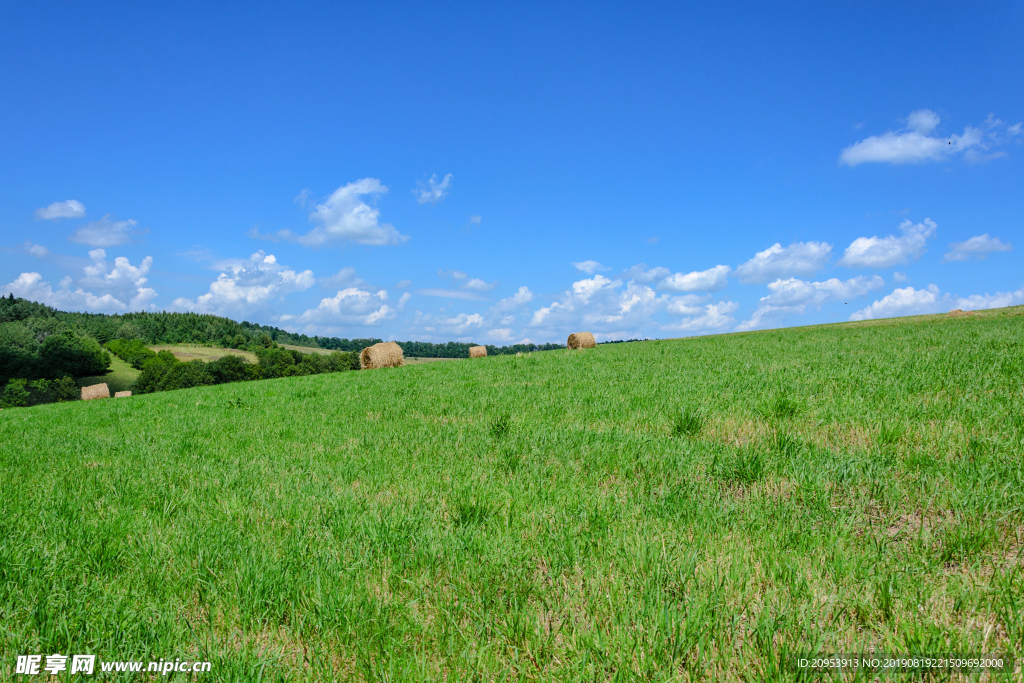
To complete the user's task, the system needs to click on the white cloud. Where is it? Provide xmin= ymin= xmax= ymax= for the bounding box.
xmin=79 ymin=249 xmax=157 ymax=309
xmin=68 ymin=215 xmax=140 ymax=248
xmin=281 ymin=178 xmax=408 ymax=246
xmin=529 ymin=275 xmax=668 ymax=332
xmin=954 ymin=286 xmax=1024 ymax=311
xmin=172 ymin=251 xmax=313 ymax=315
xmin=297 ymin=287 xmax=393 ymax=326
xmin=943 ymin=234 xmax=1012 ymax=262
xmin=24 ymin=241 xmax=49 ymax=257
xmin=736 ymin=275 xmax=885 ymax=331
xmin=624 ymin=264 xmax=670 ymax=283
xmin=2 ymin=272 xmax=128 ymax=313
xmin=572 ymin=260 xmax=609 ymax=274
xmin=487 ymin=328 xmax=515 ymax=341
xmin=396 ymin=279 xmax=411 ymax=289
xmin=2 ymin=251 xmax=158 ymax=314
xmin=839 ymin=218 xmax=936 ymax=269
xmin=35 ymin=200 xmax=86 ymax=220
xmin=492 ymin=286 xmax=533 ymax=313
xmin=659 ymin=265 xmax=731 ymax=292
xmin=848 ymin=285 xmax=946 ymax=321
xmin=850 ymin=282 xmax=1024 ymax=322
xmin=415 ymin=288 xmax=488 ymax=301
xmin=735 ymin=242 xmax=832 ymax=284
xmin=662 ymin=301 xmax=739 ymax=333
xmin=437 ymin=312 xmax=484 ymax=333
xmin=469 ymin=215 xmax=482 ymax=225
xmin=893 ymin=271 xmax=909 ymax=282
xmin=464 ymin=278 xmax=497 ymax=291
xmin=840 ymin=110 xmax=1021 ymax=166
xmin=665 ymin=294 xmax=711 ymax=315
xmin=414 ymin=173 xmax=453 ymax=204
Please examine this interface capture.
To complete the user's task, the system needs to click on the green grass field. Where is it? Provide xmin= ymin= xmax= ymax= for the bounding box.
xmin=76 ymin=354 xmax=140 ymax=395
xmin=2 ymin=308 xmax=1023 ymax=681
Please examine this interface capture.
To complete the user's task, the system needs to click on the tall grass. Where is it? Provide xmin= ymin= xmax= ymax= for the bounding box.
xmin=1 ymin=307 xmax=1023 ymax=680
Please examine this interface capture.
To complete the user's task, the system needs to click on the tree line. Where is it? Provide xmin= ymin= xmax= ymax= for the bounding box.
xmin=0 ymin=294 xmax=568 ymax=407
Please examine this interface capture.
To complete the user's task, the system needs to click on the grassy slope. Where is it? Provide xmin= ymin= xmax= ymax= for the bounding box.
xmin=2 ymin=308 xmax=1023 ymax=681
xmin=76 ymin=354 xmax=140 ymax=394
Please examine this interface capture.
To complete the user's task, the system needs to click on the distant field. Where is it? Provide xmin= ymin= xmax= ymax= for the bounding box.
xmin=76 ymin=354 xmax=139 ymax=394
xmin=3 ymin=307 xmax=1023 ymax=680
xmin=150 ymin=344 xmax=258 ymax=363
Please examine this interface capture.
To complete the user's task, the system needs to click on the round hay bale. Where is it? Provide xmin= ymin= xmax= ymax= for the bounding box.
xmin=81 ymin=383 xmax=110 ymax=400
xmin=567 ymin=332 xmax=596 ymax=349
xmin=361 ymin=341 xmax=404 ymax=369
xmin=469 ymin=345 xmax=487 ymax=358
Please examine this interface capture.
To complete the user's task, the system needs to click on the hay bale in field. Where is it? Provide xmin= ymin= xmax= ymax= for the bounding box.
xmin=948 ymin=309 xmax=976 ymax=318
xmin=81 ymin=383 xmax=110 ymax=400
xmin=360 ymin=341 xmax=404 ymax=369
xmin=469 ymin=345 xmax=487 ymax=358
xmin=114 ymin=391 xmax=132 ymax=398
xmin=567 ymin=332 xmax=596 ymax=349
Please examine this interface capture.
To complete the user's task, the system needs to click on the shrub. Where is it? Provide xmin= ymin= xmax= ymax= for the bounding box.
xmin=133 ymin=354 xmax=180 ymax=394
xmin=1 ymin=379 xmax=30 ymax=408
xmin=208 ymin=355 xmax=252 ymax=384
xmin=105 ymin=338 xmax=157 ymax=369
xmin=157 ymin=360 xmax=215 ymax=392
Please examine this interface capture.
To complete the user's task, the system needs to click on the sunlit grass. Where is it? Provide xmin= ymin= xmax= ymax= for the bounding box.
xmin=2 ymin=307 xmax=1023 ymax=681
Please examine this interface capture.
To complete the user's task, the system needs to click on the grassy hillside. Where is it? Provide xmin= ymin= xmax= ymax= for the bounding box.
xmin=2 ymin=308 xmax=1023 ymax=681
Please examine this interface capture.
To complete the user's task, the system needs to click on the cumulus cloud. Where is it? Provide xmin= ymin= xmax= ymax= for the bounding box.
xmin=850 ymin=283 xmax=1024 ymax=322
xmin=78 ymin=248 xmax=157 ymax=309
xmin=736 ymin=275 xmax=885 ymax=331
xmin=848 ymin=285 xmax=946 ymax=321
xmin=414 ymin=173 xmax=453 ymax=204
xmin=281 ymin=178 xmax=408 ymax=246
xmin=839 ymin=218 xmax=936 ymax=269
xmin=464 ymin=278 xmax=497 ymax=291
xmin=24 ymin=241 xmax=49 ymax=258
xmin=943 ymin=234 xmax=1012 ymax=262
xmin=662 ymin=301 xmax=739 ymax=333
xmin=529 ymin=275 xmax=666 ymax=332
xmin=297 ymin=287 xmax=393 ymax=326
xmin=35 ymin=199 xmax=86 ymax=220
xmin=840 ymin=110 xmax=1021 ymax=166
xmin=735 ymin=242 xmax=832 ymax=284
xmin=659 ymin=265 xmax=731 ymax=292
xmin=437 ymin=312 xmax=484 ymax=333
xmin=954 ymin=285 xmax=1024 ymax=311
xmin=172 ymin=251 xmax=313 ymax=315
xmin=2 ymin=251 xmax=157 ymax=313
xmin=69 ymin=215 xmax=141 ymax=248
xmin=624 ymin=264 xmax=670 ymax=283
xmin=572 ymin=260 xmax=609 ymax=274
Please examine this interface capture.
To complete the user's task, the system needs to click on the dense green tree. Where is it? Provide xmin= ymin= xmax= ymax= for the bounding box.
xmin=207 ymin=355 xmax=251 ymax=384
xmin=157 ymin=361 xmax=215 ymax=392
xmin=39 ymin=331 xmax=110 ymax=377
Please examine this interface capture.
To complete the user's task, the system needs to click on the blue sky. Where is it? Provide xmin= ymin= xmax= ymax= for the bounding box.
xmin=2 ymin=2 xmax=1022 ymax=343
